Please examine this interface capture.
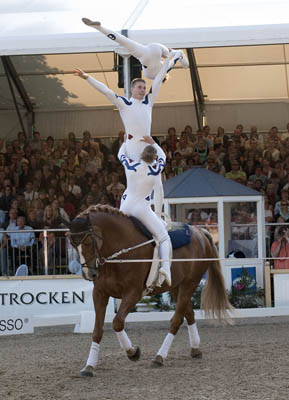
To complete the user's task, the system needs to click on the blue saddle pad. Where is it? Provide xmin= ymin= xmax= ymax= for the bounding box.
xmin=168 ymin=223 xmax=191 ymax=249
xmin=130 ymin=217 xmax=191 ymax=249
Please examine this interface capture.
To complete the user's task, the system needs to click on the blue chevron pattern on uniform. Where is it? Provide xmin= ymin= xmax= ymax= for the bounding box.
xmin=115 ymin=94 xmax=132 ymax=106
xmin=120 ymin=156 xmax=141 ymax=171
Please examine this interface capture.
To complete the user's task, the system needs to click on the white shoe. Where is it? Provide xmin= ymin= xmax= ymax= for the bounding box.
xmin=82 ymin=18 xmax=101 ymax=27
xmin=179 ymin=51 xmax=189 ymax=68
xmin=159 ymin=267 xmax=171 ymax=286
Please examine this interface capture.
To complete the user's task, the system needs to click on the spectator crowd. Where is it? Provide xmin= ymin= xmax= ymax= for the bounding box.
xmin=1 ymin=122 xmax=289 ymax=274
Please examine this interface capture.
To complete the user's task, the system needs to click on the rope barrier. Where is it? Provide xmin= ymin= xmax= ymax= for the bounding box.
xmin=104 ymin=257 xmax=288 ymax=263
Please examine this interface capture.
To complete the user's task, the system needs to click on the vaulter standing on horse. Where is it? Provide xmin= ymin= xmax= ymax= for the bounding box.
xmin=82 ymin=18 xmax=189 ymax=80
xmin=74 ymin=50 xmax=176 ymax=216
xmin=118 ymin=135 xmax=171 ymax=285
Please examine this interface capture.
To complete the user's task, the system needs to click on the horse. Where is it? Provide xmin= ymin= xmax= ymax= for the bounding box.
xmin=65 ymin=204 xmax=233 ymax=377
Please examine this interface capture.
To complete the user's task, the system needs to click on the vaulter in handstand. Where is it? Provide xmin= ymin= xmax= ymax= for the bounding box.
xmin=82 ymin=18 xmax=189 ymax=80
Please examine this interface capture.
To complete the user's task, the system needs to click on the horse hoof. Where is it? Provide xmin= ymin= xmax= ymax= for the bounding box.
xmin=151 ymin=355 xmax=164 ymax=368
xmin=191 ymin=348 xmax=202 ymax=359
xmin=80 ymin=365 xmax=94 ymax=377
xmin=127 ymin=346 xmax=141 ymax=361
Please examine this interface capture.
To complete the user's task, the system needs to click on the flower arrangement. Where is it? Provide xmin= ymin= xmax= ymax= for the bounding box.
xmin=228 ymin=267 xmax=264 ymax=308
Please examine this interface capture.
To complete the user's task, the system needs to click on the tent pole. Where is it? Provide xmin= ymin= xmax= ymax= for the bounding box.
xmin=186 ymin=49 xmax=205 ymax=130
xmin=1 ymin=56 xmax=35 ymax=138
xmin=1 ymin=56 xmax=28 ymax=137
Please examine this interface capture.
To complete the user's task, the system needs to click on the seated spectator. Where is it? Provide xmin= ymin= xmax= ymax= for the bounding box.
xmin=254 ymin=179 xmax=265 ymax=194
xmin=266 ymin=183 xmax=279 ymax=208
xmin=263 ymin=140 xmax=280 ymax=162
xmin=46 ymin=136 xmax=55 ymax=153
xmin=249 ymin=164 xmax=267 ymax=186
xmin=68 ymin=175 xmax=82 ymax=198
xmin=73 ymin=165 xmax=87 ymax=194
xmin=31 ymin=198 xmax=44 ymax=223
xmin=106 ymin=172 xmax=125 ymax=195
xmin=43 ymin=205 xmax=61 ymax=229
xmin=57 ymin=193 xmax=76 ymax=221
xmin=175 ymin=137 xmax=194 ymax=159
xmin=164 ymin=126 xmax=178 ymax=152
xmin=111 ymin=130 xmax=125 ymax=158
xmin=225 ymin=160 xmax=247 ymax=183
xmin=26 ymin=208 xmax=42 ymax=230
xmin=194 ymin=138 xmax=209 ymax=165
xmin=271 ymin=226 xmax=289 ymax=269
xmin=102 ymin=153 xmax=119 ymax=173
xmin=274 ymin=189 xmax=289 ymax=216
xmin=10 ymin=216 xmax=35 ymax=270
xmin=51 ymin=199 xmax=70 ymax=223
xmin=88 ymin=182 xmax=102 ymax=204
xmin=4 ymin=208 xmax=18 ymax=232
xmin=59 ymin=180 xmax=78 ymax=208
xmin=18 ymin=160 xmax=32 ymax=191
xmin=109 ymin=186 xmax=124 ymax=209
xmin=40 ymin=163 xmax=53 ymax=189
xmin=23 ymin=181 xmax=38 ymax=203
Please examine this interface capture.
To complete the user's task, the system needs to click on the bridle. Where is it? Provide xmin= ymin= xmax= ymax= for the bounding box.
xmin=67 ymin=215 xmax=156 ymax=271
xmin=67 ymin=220 xmax=105 ymax=269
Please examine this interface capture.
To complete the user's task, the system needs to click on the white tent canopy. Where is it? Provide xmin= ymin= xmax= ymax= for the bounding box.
xmin=1 ymin=0 xmax=289 ymax=54
xmin=1 ymin=0 xmax=289 ymax=138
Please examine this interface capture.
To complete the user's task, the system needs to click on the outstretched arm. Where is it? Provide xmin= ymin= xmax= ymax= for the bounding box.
xmin=73 ymin=68 xmax=124 ymax=108
xmin=148 ymin=56 xmax=172 ymax=105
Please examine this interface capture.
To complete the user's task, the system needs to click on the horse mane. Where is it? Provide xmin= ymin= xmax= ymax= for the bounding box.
xmin=77 ymin=204 xmax=129 ymax=220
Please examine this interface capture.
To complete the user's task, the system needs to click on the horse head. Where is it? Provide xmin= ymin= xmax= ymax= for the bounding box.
xmin=64 ymin=215 xmax=103 ymax=281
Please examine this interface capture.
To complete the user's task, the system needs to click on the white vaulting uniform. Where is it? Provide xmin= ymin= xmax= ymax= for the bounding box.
xmin=86 ymin=56 xmax=173 ymax=214
xmin=90 ymin=23 xmax=188 ymax=80
xmin=117 ymin=142 xmax=171 ymax=276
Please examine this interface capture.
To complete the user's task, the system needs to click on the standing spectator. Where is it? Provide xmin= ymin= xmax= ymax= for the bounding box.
xmin=271 ymin=227 xmax=289 ymax=269
xmin=30 ymin=131 xmax=42 ymax=151
xmin=10 ymin=216 xmax=35 ymax=270
xmin=0 ymin=185 xmax=15 ymax=212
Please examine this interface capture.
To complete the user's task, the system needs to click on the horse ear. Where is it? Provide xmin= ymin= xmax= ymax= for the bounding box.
xmin=92 ymin=225 xmax=103 ymax=249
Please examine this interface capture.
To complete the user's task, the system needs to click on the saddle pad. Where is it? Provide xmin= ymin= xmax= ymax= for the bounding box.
xmin=130 ymin=217 xmax=191 ymax=249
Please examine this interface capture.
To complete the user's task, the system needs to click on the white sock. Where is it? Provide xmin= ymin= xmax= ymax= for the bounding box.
xmin=188 ymin=323 xmax=200 ymax=348
xmin=86 ymin=341 xmax=100 ymax=368
xmin=116 ymin=330 xmax=132 ymax=351
xmin=157 ymin=333 xmax=174 ymax=359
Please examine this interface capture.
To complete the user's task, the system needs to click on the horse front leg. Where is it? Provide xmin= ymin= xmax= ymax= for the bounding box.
xmin=151 ymin=284 xmax=192 ymax=368
xmin=80 ymin=286 xmax=109 ymax=377
xmin=113 ymin=294 xmax=141 ymax=361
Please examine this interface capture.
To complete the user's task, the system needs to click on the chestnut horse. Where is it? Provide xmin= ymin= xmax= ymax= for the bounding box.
xmin=66 ymin=205 xmax=232 ymax=377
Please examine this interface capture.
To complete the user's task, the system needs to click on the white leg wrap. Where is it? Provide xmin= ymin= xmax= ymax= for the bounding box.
xmin=188 ymin=323 xmax=200 ymax=348
xmin=157 ymin=333 xmax=174 ymax=359
xmin=116 ymin=330 xmax=132 ymax=351
xmin=86 ymin=341 xmax=100 ymax=368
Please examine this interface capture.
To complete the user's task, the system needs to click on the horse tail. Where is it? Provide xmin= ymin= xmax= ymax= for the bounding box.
xmin=200 ymin=230 xmax=234 ymax=324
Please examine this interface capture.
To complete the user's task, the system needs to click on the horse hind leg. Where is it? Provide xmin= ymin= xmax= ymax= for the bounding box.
xmin=184 ymin=303 xmax=202 ymax=359
xmin=113 ymin=294 xmax=141 ymax=362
